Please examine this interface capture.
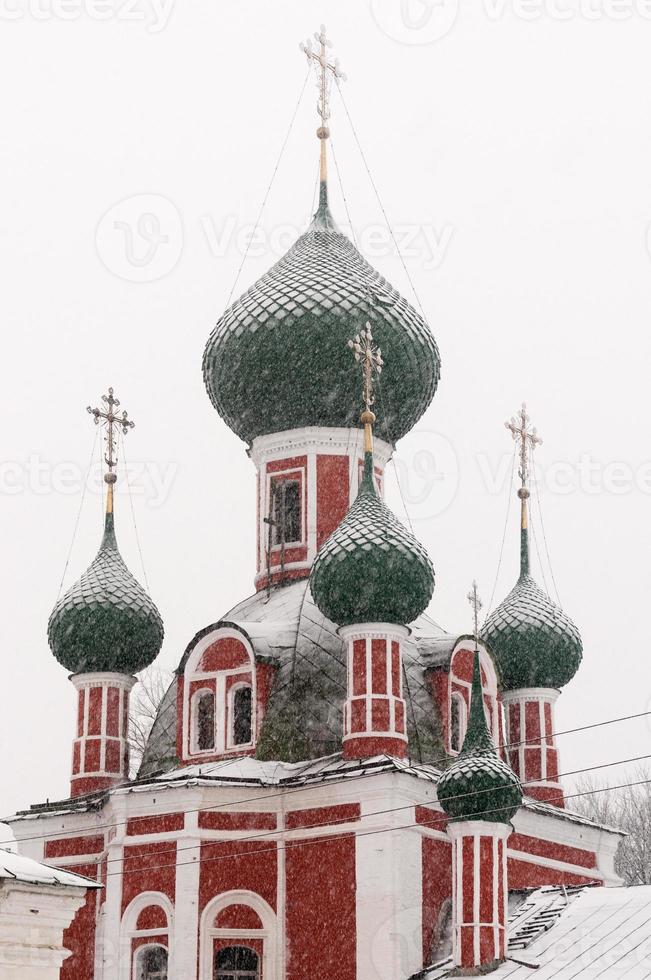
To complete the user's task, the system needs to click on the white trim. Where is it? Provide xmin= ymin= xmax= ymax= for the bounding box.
xmin=249 ymin=426 xmax=393 ymax=468
xmin=339 ymin=623 xmax=410 ymax=643
xmin=199 ymin=890 xmax=277 ymax=980
xmin=448 ymin=690 xmax=467 ymax=755
xmin=190 ymin=687 xmax=216 ymax=755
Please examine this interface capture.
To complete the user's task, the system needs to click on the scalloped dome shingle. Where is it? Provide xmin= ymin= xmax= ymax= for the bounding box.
xmin=481 ymin=572 xmax=582 ymax=691
xmin=202 ymin=198 xmax=441 ymax=446
xmin=48 ymin=513 xmax=164 ymax=675
xmin=437 ymin=651 xmax=522 ymax=824
xmin=310 ymin=452 xmax=435 ymax=627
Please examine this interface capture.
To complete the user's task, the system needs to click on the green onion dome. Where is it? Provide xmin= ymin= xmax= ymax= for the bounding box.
xmin=310 ymin=445 xmax=435 ymax=626
xmin=481 ymin=525 xmax=582 ymax=691
xmin=437 ymin=650 xmax=522 ymax=824
xmin=202 ymin=187 xmax=440 ymax=446
xmin=48 ymin=510 xmax=164 ymax=675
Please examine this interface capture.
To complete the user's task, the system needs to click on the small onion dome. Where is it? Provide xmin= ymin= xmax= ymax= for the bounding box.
xmin=438 ymin=650 xmax=522 ymax=824
xmin=48 ymin=511 xmax=163 ymax=675
xmin=310 ymin=449 xmax=434 ymax=627
xmin=481 ymin=527 xmax=582 ymax=692
xmin=202 ymin=189 xmax=440 ymax=446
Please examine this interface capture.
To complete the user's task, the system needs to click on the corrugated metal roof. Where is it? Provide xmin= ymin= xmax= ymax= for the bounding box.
xmin=416 ymin=884 xmax=651 ymax=979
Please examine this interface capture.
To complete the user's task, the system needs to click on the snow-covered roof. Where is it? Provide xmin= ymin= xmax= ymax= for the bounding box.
xmin=140 ymin=577 xmax=453 ymax=777
xmin=0 ymin=848 xmax=99 ymax=889
xmin=416 ymin=884 xmax=651 ymax=979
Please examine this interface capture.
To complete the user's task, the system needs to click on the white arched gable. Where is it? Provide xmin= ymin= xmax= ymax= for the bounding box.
xmin=182 ymin=627 xmax=257 ymax=761
xmin=200 ymin=890 xmax=278 ymax=980
xmin=448 ymin=640 xmax=500 ymax=754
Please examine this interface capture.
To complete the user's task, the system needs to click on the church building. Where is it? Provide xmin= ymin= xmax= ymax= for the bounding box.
xmin=4 ymin=27 xmax=628 ymax=980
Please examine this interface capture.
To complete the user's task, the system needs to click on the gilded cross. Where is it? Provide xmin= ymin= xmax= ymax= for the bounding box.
xmin=467 ymin=580 xmax=482 ymax=646
xmin=300 ymin=25 xmax=346 ymax=135
xmin=87 ymin=387 xmax=135 ymax=486
xmin=505 ymin=402 xmax=542 ymax=489
xmin=348 ymin=324 xmax=384 ymax=416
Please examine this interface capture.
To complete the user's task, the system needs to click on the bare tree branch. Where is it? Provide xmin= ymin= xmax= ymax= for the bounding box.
xmin=128 ymin=665 xmax=173 ymax=777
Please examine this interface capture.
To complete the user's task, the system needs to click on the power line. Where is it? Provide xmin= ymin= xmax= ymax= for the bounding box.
xmin=55 ymin=427 xmax=99 ymax=601
xmin=486 ymin=444 xmax=517 ymax=618
xmin=224 ymin=67 xmax=310 ymax=310
xmin=80 ymin=749 xmax=651 ymax=872
xmin=102 ymin=775 xmax=651 ymax=882
xmin=9 ymin=707 xmax=651 ymax=847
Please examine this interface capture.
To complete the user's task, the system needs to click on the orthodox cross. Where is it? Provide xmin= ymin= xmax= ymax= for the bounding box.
xmin=300 ymin=25 xmax=346 ymax=182
xmin=467 ymin=580 xmax=482 ymax=648
xmin=348 ymin=323 xmax=384 ymax=418
xmin=505 ymin=402 xmax=542 ymax=490
xmin=87 ymin=388 xmax=134 ymax=506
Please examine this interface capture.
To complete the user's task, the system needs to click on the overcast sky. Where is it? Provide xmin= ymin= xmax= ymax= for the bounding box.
xmin=2 ymin=0 xmax=650 ymax=818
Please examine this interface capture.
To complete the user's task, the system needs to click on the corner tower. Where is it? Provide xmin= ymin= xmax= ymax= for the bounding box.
xmin=482 ymin=404 xmax=582 ymax=805
xmin=202 ymin=26 xmax=441 ymax=591
xmin=48 ymin=388 xmax=163 ymax=797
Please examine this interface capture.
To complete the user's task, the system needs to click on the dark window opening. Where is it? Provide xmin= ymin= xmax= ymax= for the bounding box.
xmin=196 ymin=691 xmax=215 ymax=751
xmin=136 ymin=945 xmax=168 ymax=980
xmin=232 ymin=686 xmax=253 ymax=746
xmin=271 ymin=478 xmax=301 ymax=545
xmin=215 ymin=945 xmax=259 ymax=979
xmin=450 ymin=694 xmax=463 ymax=753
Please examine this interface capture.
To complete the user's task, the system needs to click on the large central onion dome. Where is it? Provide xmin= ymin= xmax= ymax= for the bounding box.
xmin=48 ymin=509 xmax=164 ymax=676
xmin=203 ymin=187 xmax=441 ymax=446
xmin=310 ymin=416 xmax=435 ymax=627
xmin=438 ymin=650 xmax=522 ymax=824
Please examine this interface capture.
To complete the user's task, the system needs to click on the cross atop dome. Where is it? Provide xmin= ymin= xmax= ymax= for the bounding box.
xmin=467 ymin=579 xmax=482 ymax=648
xmin=348 ymin=324 xmax=384 ymax=453
xmin=87 ymin=387 xmax=135 ymax=512
xmin=505 ymin=402 xmax=542 ymax=492
xmin=300 ymin=25 xmax=346 ymax=188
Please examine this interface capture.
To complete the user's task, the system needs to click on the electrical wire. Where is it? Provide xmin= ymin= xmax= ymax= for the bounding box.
xmin=224 ymin=68 xmax=310 ymax=310
xmin=55 ymin=428 xmax=99 ymax=600
xmin=9 ymin=707 xmax=651 ymax=848
xmin=101 ymin=774 xmax=651 ymax=881
xmin=486 ymin=445 xmax=517 ymax=618
xmin=118 ymin=431 xmax=150 ymax=593
xmin=530 ymin=442 xmax=563 ymax=607
xmin=91 ymin=748 xmax=651 ymax=871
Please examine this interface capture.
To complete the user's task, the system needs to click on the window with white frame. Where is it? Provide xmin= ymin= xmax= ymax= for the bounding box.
xmin=192 ymin=689 xmax=216 ymax=752
xmin=230 ymin=685 xmax=253 ymax=747
xmin=135 ymin=944 xmax=168 ymax=980
xmin=270 ymin=476 xmax=301 ymax=546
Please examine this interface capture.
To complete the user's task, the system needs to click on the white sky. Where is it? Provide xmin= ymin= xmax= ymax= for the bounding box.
xmin=2 ymin=0 xmax=651 ymax=819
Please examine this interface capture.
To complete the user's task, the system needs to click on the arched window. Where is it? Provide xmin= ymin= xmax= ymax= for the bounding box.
xmin=231 ymin=686 xmax=253 ymax=746
xmin=214 ymin=946 xmax=259 ymax=979
xmin=450 ymin=692 xmax=466 ymax=754
xmin=135 ymin=944 xmax=168 ymax=980
xmin=194 ymin=690 xmax=215 ymax=751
